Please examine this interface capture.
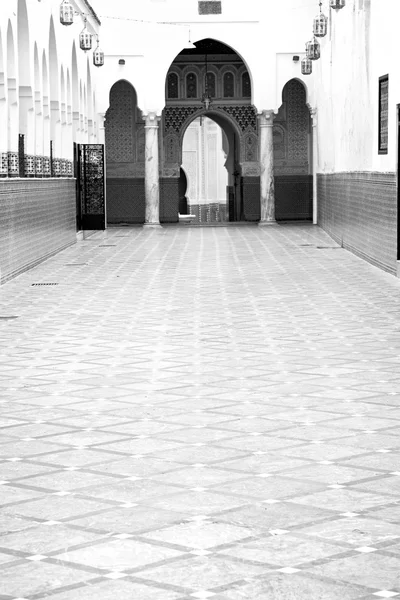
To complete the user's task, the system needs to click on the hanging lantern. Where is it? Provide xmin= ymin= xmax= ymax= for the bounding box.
xmin=306 ymin=38 xmax=321 ymax=60
xmin=93 ymin=40 xmax=104 ymax=67
xmin=313 ymin=2 xmax=328 ymax=37
xmin=60 ymin=0 xmax=74 ymax=26
xmin=301 ymin=58 xmax=313 ymax=75
xmin=79 ymin=19 xmax=92 ymax=52
xmin=330 ymin=0 xmax=345 ymax=9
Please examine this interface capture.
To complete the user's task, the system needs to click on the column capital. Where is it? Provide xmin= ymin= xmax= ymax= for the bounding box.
xmin=144 ymin=112 xmax=161 ymax=128
xmin=258 ymin=110 xmax=275 ymax=127
xmin=99 ymin=112 xmax=106 ymax=129
xmin=308 ymin=105 xmax=318 ymax=125
xmin=258 ymin=110 xmax=275 ymax=128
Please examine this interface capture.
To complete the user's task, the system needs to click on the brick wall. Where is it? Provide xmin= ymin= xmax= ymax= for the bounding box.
xmin=0 ymin=179 xmax=76 ymax=283
xmin=318 ymin=172 xmax=397 ymax=274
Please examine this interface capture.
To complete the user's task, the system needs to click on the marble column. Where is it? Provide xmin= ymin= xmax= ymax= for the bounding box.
xmin=310 ymin=107 xmax=318 ymax=225
xmin=258 ymin=110 xmax=276 ymax=225
xmin=98 ymin=112 xmax=106 ymax=145
xmin=144 ymin=112 xmax=161 ymax=228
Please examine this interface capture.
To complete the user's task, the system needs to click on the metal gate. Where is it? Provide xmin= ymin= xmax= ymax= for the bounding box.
xmin=75 ymin=143 xmax=105 ymax=230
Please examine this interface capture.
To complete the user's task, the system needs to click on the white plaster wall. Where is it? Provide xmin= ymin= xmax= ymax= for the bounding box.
xmin=92 ymin=0 xmax=317 ymax=116
xmin=0 ymin=0 xmax=103 ymax=157
xmin=314 ymin=0 xmax=399 ymax=175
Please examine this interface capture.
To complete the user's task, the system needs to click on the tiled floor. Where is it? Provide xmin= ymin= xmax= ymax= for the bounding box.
xmin=1 ymin=223 xmax=400 ymax=599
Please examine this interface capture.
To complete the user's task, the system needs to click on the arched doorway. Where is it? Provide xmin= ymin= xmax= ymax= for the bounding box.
xmin=182 ymin=114 xmax=237 ymax=223
xmin=274 ymin=79 xmax=312 ymax=221
xmin=105 ymin=80 xmax=145 ymax=224
xmin=161 ymin=38 xmax=259 ymax=223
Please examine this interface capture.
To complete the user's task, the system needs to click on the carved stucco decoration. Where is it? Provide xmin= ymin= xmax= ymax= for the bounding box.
xmin=242 ymin=132 xmax=258 ymax=162
xmin=241 ymin=162 xmax=261 ymax=176
xmin=163 ymin=104 xmax=259 ymax=177
xmin=165 ymin=134 xmax=179 ymax=163
xmin=162 ymin=165 xmax=181 ymax=177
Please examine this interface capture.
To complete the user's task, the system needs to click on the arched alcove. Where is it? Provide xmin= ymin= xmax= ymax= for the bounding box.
xmin=274 ymin=78 xmax=312 ymax=221
xmin=65 ymin=68 xmax=73 ymax=172
xmin=49 ymin=17 xmax=61 ymax=170
xmin=66 ymin=69 xmax=71 ymax=122
xmin=162 ymin=36 xmax=255 ymax=106
xmin=83 ymin=82 xmax=87 ymax=138
xmin=71 ymin=43 xmax=79 ymax=140
xmin=33 ymin=43 xmax=43 ymax=174
xmin=79 ymin=80 xmax=83 ymax=140
xmin=48 ymin=20 xmax=59 ymax=171
xmin=0 ymin=27 xmax=7 ymax=173
xmin=0 ymin=27 xmax=5 ymax=99
xmin=86 ymin=59 xmax=93 ymax=141
xmin=60 ymin=66 xmax=67 ymax=171
xmin=165 ymin=39 xmax=253 ymax=105
xmin=17 ymin=0 xmax=30 ymax=87
xmin=42 ymin=50 xmax=50 ymax=175
xmin=92 ymin=91 xmax=97 ymax=141
xmin=18 ymin=0 xmax=34 ymax=163
xmin=105 ymin=80 xmax=145 ymax=224
xmin=7 ymin=20 xmax=18 ymax=174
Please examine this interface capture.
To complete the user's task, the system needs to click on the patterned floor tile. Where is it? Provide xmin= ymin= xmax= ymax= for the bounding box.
xmin=133 ymin=555 xmax=267 ymax=589
xmin=2 ymin=224 xmax=400 ymax=598
xmin=210 ymin=572 xmax=369 ymax=599
xmin=308 ymin=552 xmax=400 ymax=589
xmin=141 ymin=520 xmax=254 ymax=550
xmin=47 ymin=580 xmax=183 ymax=600
xmin=54 ymin=537 xmax=184 ymax=571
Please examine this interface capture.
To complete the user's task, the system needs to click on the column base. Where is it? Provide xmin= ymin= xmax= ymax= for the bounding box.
xmin=143 ymin=223 xmax=162 ymax=229
xmin=258 ymin=219 xmax=277 ymax=226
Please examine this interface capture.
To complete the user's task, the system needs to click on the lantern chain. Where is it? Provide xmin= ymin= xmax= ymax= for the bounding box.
xmin=59 ymin=0 xmax=104 ymax=67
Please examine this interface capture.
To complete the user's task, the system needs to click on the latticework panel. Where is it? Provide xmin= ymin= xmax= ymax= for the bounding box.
xmin=105 ymin=81 xmax=136 ymax=163
xmin=286 ymin=80 xmax=309 ymax=162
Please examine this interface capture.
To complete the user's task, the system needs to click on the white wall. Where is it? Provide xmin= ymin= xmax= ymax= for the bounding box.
xmin=314 ymin=0 xmax=399 ymax=175
xmin=93 ymin=0 xmax=317 ymax=116
xmin=0 ymin=0 xmax=103 ymax=165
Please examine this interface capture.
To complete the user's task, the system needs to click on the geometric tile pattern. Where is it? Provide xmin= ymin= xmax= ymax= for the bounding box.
xmin=1 ymin=223 xmax=400 ymax=599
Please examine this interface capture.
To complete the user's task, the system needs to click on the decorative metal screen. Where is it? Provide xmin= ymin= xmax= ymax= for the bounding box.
xmin=378 ymin=75 xmax=389 ymax=154
xmin=105 ymin=81 xmax=135 ymax=163
xmin=18 ymin=134 xmax=25 ymax=177
xmin=286 ymin=80 xmax=308 ymax=162
xmin=80 ymin=144 xmax=105 ymax=230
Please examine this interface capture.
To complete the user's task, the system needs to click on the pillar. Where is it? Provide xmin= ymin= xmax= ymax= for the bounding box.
xmin=310 ymin=107 xmax=318 ymax=225
xmin=258 ymin=110 xmax=276 ymax=225
xmin=98 ymin=112 xmax=106 ymax=145
xmin=144 ymin=112 xmax=161 ymax=227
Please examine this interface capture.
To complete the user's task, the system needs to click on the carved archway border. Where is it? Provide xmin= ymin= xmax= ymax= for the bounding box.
xmin=162 ymin=104 xmax=259 ymax=177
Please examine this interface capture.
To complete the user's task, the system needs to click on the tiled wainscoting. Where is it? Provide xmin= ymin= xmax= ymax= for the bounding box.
xmin=0 ymin=179 xmax=77 ymax=283
xmin=275 ymin=175 xmax=312 ymax=221
xmin=187 ymin=202 xmax=227 ymax=223
xmin=106 ymin=178 xmax=180 ymax=224
xmin=318 ymin=171 xmax=397 ymax=274
xmin=106 ymin=178 xmax=145 ymax=224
